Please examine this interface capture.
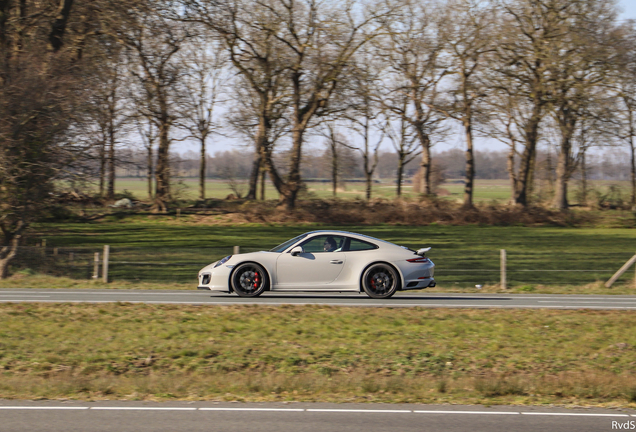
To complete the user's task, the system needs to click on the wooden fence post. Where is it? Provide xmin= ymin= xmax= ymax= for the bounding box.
xmin=103 ymin=245 xmax=110 ymax=283
xmin=92 ymin=252 xmax=100 ymax=280
xmin=605 ymin=254 xmax=636 ymax=288
xmin=500 ymin=249 xmax=507 ymax=289
xmin=233 ymin=246 xmax=240 ymax=255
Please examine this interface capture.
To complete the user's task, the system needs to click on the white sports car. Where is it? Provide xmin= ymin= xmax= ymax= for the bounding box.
xmin=197 ymin=230 xmax=435 ymax=299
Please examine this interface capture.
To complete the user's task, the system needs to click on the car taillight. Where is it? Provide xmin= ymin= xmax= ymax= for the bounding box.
xmin=407 ymin=257 xmax=429 ymax=263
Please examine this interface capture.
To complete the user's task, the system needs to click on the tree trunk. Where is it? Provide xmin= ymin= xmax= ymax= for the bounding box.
xmin=99 ymin=139 xmax=106 ymax=197
xmin=260 ymin=166 xmax=266 ymax=200
xmin=106 ymin=126 xmax=115 ymax=200
xmin=580 ymin=149 xmax=587 ymax=205
xmin=329 ymin=129 xmax=338 ymax=197
xmin=48 ymin=0 xmax=74 ymax=52
xmin=553 ymin=122 xmax=575 ymax=211
xmin=462 ymin=117 xmax=475 ymax=209
xmin=147 ymin=144 xmax=153 ymax=200
xmin=246 ymin=154 xmax=261 ymax=200
xmin=199 ymin=136 xmax=206 ymax=200
xmin=247 ymin=117 xmax=271 ymax=200
xmin=416 ymin=129 xmax=432 ymax=195
xmin=0 ymin=233 xmax=21 ymax=280
xmin=153 ymin=112 xmax=170 ymax=212
xmin=507 ymin=143 xmax=516 ymax=205
xmin=553 ymin=142 xmax=569 ymax=210
xmin=282 ymin=126 xmax=304 ymax=210
xmin=365 ymin=167 xmax=372 ymax=201
xmin=513 ymin=110 xmax=541 ymax=206
xmin=396 ymin=154 xmax=404 ymax=197
xmin=629 ymin=112 xmax=636 ymax=211
xmin=331 ymin=147 xmax=338 ymax=197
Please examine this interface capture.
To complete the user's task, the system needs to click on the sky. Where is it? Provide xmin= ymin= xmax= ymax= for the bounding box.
xmin=618 ymin=0 xmax=636 ymax=23
xmin=173 ymin=0 xmax=636 ymax=158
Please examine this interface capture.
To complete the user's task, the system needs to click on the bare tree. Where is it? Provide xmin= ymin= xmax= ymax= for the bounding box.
xmin=132 ymin=115 xmax=159 ymax=199
xmin=488 ymin=0 xmax=565 ymax=206
xmin=178 ymin=0 xmax=290 ymax=202
xmin=436 ymin=0 xmax=494 ymax=208
xmin=344 ymin=51 xmax=387 ymax=201
xmin=543 ymin=0 xmax=617 ymax=210
xmin=87 ymin=50 xmax=128 ymax=199
xmin=610 ymin=20 xmax=636 ymax=210
xmin=181 ymin=0 xmax=386 ymax=209
xmin=115 ymin=4 xmax=190 ymax=211
xmin=0 ymin=0 xmax=107 ymax=277
xmin=176 ymin=37 xmax=228 ymax=200
xmin=317 ymin=122 xmax=349 ymax=197
xmin=381 ymin=101 xmax=420 ymax=197
xmin=376 ymin=0 xmax=447 ymax=196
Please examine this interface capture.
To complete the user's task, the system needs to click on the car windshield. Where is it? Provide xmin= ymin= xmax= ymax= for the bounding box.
xmin=269 ymin=233 xmax=308 ymax=253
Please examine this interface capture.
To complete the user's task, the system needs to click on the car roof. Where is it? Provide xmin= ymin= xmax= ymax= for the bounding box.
xmin=303 ymin=230 xmax=400 ymax=248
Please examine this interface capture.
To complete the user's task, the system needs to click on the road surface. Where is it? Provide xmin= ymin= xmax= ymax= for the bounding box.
xmin=1 ymin=288 xmax=636 ymax=309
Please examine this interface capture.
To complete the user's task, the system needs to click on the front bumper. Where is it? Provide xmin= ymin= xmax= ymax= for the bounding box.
xmin=197 ymin=264 xmax=234 ymax=291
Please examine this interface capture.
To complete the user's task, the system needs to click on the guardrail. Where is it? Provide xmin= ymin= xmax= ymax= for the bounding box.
xmin=8 ymin=245 xmax=636 ymax=288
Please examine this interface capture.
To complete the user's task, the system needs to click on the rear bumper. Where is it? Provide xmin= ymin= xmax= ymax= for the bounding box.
xmin=401 ymin=277 xmax=435 ymax=290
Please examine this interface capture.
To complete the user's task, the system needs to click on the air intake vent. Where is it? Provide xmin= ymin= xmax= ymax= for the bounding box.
xmin=201 ymin=273 xmax=211 ymax=285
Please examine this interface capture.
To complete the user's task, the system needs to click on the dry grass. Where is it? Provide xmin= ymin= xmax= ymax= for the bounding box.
xmin=184 ymin=197 xmax=618 ymax=227
xmin=1 ymin=303 xmax=636 ymax=407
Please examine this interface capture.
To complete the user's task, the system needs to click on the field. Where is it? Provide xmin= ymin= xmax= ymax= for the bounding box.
xmin=103 ymin=177 xmax=633 ymax=205
xmin=1 ymin=303 xmax=635 ymax=406
xmin=7 ymin=220 xmax=636 ymax=291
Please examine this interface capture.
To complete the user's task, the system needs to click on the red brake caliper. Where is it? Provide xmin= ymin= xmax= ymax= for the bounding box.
xmin=253 ymin=272 xmax=260 ymax=288
xmin=370 ymin=276 xmax=376 ymax=289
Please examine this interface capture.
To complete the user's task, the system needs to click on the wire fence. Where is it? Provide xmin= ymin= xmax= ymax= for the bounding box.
xmin=8 ymin=246 xmax=636 ymax=288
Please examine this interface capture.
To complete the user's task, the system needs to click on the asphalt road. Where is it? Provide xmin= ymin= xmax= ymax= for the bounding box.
xmin=1 ymin=288 xmax=636 ymax=309
xmin=1 ymin=401 xmax=634 ymax=432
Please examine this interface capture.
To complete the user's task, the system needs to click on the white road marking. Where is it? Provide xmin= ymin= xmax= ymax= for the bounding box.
xmin=306 ymin=409 xmax=411 ymax=413
xmin=0 ymin=406 xmax=89 ymax=410
xmin=539 ymin=301 xmax=636 ymax=304
xmin=414 ymin=410 xmax=518 ymax=415
xmin=90 ymin=407 xmax=197 ymax=411
xmin=521 ymin=412 xmax=630 ymax=417
xmin=199 ymin=408 xmax=304 ymax=412
xmin=0 ymin=295 xmax=50 ymax=297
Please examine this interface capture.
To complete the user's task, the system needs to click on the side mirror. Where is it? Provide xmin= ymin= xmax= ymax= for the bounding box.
xmin=290 ymin=246 xmax=303 ymax=256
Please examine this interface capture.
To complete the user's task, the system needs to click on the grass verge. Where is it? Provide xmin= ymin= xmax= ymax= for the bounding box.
xmin=1 ymin=303 xmax=635 ymax=407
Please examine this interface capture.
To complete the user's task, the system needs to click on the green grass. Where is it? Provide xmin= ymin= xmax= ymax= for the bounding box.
xmin=19 ymin=220 xmax=636 ymax=289
xmin=1 ymin=303 xmax=635 ymax=406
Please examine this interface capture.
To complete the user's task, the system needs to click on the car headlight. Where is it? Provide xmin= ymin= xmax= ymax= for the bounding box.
xmin=214 ymin=255 xmax=232 ymax=268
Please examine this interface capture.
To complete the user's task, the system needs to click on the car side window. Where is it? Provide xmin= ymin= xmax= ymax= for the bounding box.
xmin=300 ymin=235 xmax=345 ymax=253
xmin=346 ymin=238 xmax=378 ymax=251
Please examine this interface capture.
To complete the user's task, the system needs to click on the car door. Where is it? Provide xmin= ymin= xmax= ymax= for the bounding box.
xmin=275 ymin=235 xmax=346 ymax=288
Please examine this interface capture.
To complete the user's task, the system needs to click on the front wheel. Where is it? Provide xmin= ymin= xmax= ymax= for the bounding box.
xmin=361 ymin=264 xmax=399 ymax=299
xmin=231 ymin=263 xmax=269 ymax=297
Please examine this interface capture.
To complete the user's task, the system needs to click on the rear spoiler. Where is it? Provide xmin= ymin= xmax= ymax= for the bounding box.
xmin=416 ymin=247 xmax=431 ymax=256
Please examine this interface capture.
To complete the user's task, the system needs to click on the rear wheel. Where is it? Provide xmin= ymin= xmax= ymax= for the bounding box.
xmin=362 ymin=264 xmax=399 ymax=299
xmin=231 ymin=263 xmax=268 ymax=297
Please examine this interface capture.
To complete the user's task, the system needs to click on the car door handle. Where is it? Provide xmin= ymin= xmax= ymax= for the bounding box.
xmin=330 ymin=260 xmax=343 ymax=264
